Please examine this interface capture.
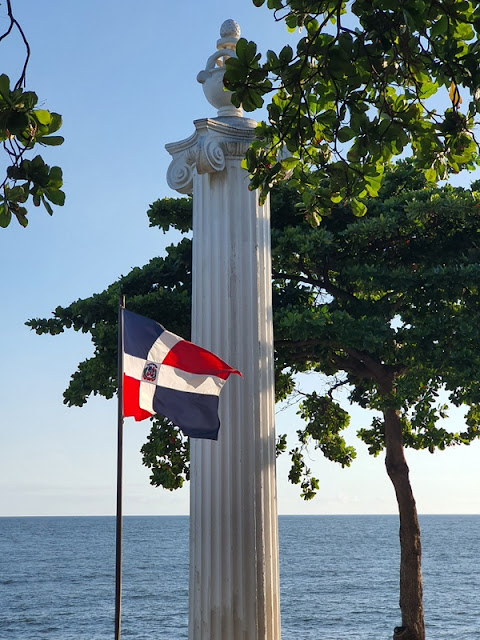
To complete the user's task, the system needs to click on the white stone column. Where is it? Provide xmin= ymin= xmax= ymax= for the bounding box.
xmin=166 ymin=21 xmax=280 ymax=640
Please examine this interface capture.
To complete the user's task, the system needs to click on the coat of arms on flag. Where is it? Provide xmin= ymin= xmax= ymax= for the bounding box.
xmin=142 ymin=362 xmax=159 ymax=383
xmin=121 ymin=309 xmax=241 ymax=440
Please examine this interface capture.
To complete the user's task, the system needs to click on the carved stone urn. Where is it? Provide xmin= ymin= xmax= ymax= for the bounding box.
xmin=196 ymin=19 xmax=243 ymax=117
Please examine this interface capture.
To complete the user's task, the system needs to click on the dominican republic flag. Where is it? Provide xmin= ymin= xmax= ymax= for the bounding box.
xmin=122 ymin=309 xmax=241 ymax=440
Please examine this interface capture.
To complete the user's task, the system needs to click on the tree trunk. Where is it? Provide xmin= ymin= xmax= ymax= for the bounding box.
xmin=383 ymin=406 xmax=425 ymax=640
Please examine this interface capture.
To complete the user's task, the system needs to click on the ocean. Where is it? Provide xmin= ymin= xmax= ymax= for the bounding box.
xmin=0 ymin=515 xmax=478 ymax=639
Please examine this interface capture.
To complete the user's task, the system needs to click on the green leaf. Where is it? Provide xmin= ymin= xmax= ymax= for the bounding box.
xmin=31 ymin=154 xmax=46 ymax=170
xmin=337 ymin=126 xmax=355 ymax=143
xmin=306 ymin=17 xmax=319 ymax=36
xmin=431 ymin=14 xmax=448 ymax=38
xmin=6 ymin=184 xmax=29 ymax=203
xmin=37 ymin=135 xmax=64 ymax=146
xmin=279 ymin=45 xmax=293 ymax=64
xmin=419 ymin=81 xmax=438 ymax=100
xmin=266 ymin=49 xmax=279 ymax=67
xmin=19 ymin=91 xmax=38 ymax=111
xmin=41 ymin=196 xmax=54 ymax=215
xmin=453 ymin=22 xmax=474 ymax=41
xmin=48 ymin=166 xmax=63 ymax=188
xmin=285 ymin=14 xmax=297 ymax=32
xmin=242 ymin=88 xmax=264 ymax=111
xmin=236 ymin=38 xmax=257 ymax=65
xmin=364 ymin=170 xmax=383 ymax=196
xmin=48 ymin=113 xmax=63 ymax=134
xmin=351 ymin=198 xmax=367 ymax=217
xmin=235 ymin=37 xmax=249 ymax=61
xmin=281 ymin=156 xmax=299 ymax=170
xmin=0 ymin=74 xmax=10 ymax=98
xmin=15 ymin=206 xmax=28 ymax=227
xmin=45 ymin=188 xmax=65 ymax=206
xmin=0 ymin=204 xmax=11 ymax=228
xmin=34 ymin=109 xmax=52 ymax=126
xmin=347 ymin=140 xmax=362 ymax=162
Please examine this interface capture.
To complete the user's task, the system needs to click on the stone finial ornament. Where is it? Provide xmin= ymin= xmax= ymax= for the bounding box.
xmin=197 ymin=20 xmax=243 ymax=117
xmin=219 ymin=19 xmax=241 ymax=44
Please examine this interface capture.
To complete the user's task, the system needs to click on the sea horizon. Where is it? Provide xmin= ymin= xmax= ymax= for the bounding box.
xmin=1 ymin=511 xmax=479 ymax=518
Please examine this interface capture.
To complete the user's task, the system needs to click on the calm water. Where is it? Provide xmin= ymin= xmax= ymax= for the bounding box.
xmin=0 ymin=515 xmax=478 ymax=639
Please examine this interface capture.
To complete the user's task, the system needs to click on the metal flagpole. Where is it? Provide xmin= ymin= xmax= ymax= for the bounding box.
xmin=114 ymin=295 xmax=125 ymax=640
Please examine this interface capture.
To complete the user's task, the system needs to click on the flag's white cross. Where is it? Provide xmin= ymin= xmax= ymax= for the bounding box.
xmin=124 ymin=329 xmax=227 ymax=414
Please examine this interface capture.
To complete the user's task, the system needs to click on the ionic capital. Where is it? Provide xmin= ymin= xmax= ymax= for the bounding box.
xmin=165 ymin=118 xmax=256 ymax=194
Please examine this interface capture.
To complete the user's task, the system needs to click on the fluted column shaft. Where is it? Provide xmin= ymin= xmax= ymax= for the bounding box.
xmin=166 ymin=117 xmax=280 ymax=640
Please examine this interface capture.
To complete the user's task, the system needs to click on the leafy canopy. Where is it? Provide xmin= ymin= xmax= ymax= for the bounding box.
xmin=0 ymin=0 xmax=65 ymax=228
xmin=27 ymin=164 xmax=480 ymax=496
xmin=224 ymin=0 xmax=480 ymax=223
xmin=271 ymin=164 xmax=480 ymax=493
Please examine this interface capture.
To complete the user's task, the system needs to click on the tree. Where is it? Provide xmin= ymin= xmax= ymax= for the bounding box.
xmin=268 ymin=166 xmax=480 ymax=640
xmin=224 ymin=0 xmax=480 ymax=222
xmin=27 ymin=165 xmax=480 ymax=640
xmin=0 ymin=0 xmax=65 ymax=228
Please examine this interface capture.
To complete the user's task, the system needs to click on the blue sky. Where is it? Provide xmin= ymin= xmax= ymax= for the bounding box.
xmin=0 ymin=0 xmax=479 ymax=517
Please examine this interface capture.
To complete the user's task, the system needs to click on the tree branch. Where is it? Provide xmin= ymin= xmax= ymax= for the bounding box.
xmin=1 ymin=0 xmax=31 ymax=89
xmin=272 ymin=265 xmax=358 ymax=303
